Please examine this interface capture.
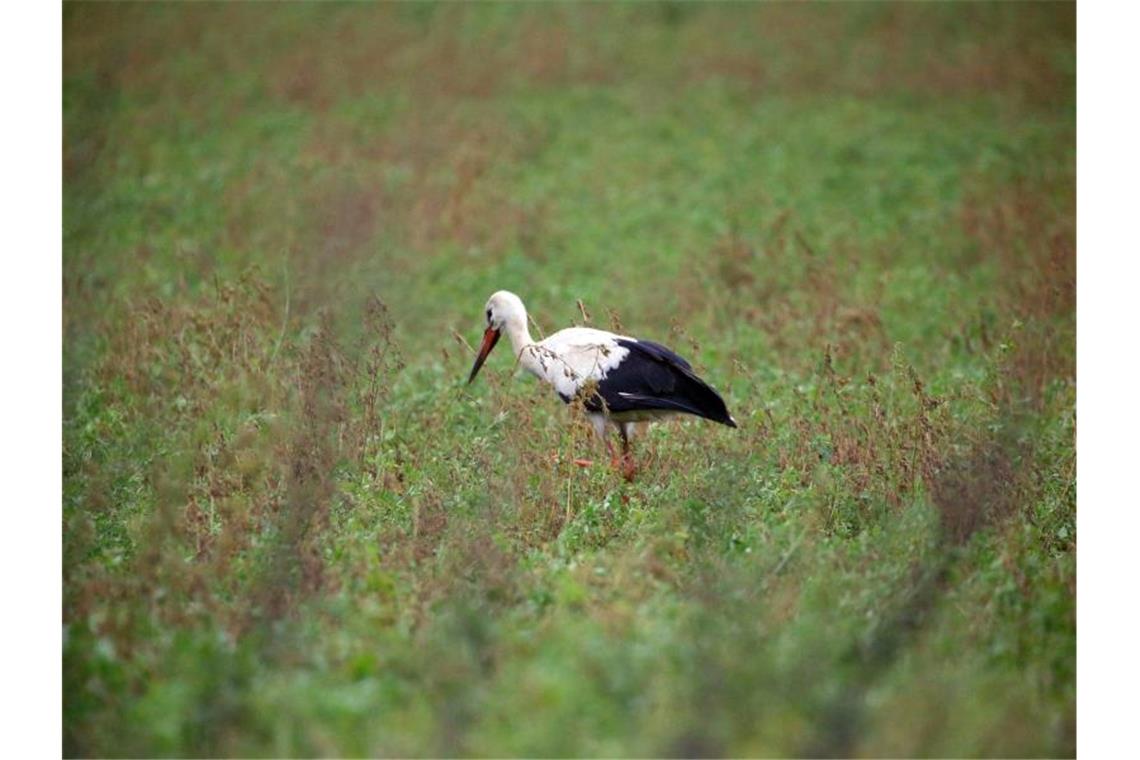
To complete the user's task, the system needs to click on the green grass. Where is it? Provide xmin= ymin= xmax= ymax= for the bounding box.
xmin=64 ymin=3 xmax=1075 ymax=756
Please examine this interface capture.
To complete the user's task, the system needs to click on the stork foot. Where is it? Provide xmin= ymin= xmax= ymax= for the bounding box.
xmin=620 ymin=453 xmax=638 ymax=482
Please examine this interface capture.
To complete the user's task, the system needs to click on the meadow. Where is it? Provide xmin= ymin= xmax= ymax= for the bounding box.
xmin=63 ymin=3 xmax=1075 ymax=756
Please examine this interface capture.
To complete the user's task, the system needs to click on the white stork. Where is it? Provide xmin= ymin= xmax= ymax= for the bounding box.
xmin=466 ymin=290 xmax=737 ymax=476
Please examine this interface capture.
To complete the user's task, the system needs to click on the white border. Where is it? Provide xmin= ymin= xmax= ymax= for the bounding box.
xmin=1077 ymin=2 xmax=1140 ymax=757
xmin=3 ymin=1 xmax=63 ymax=756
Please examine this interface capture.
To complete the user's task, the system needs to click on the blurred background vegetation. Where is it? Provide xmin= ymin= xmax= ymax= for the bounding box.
xmin=64 ymin=2 xmax=1074 ymax=756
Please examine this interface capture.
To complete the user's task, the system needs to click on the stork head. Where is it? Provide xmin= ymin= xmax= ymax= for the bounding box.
xmin=467 ymin=290 xmax=527 ymax=384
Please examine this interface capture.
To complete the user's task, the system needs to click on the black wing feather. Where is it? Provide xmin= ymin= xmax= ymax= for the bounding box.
xmin=582 ymin=338 xmax=737 ymax=427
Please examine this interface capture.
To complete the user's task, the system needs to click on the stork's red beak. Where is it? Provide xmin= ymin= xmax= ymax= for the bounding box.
xmin=467 ymin=327 xmax=501 ymax=384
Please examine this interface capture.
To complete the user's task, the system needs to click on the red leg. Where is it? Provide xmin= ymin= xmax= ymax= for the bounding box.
xmin=619 ymin=424 xmax=637 ymax=481
xmin=606 ymin=434 xmax=619 ymax=469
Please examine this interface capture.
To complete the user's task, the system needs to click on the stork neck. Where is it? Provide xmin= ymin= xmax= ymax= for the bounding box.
xmin=503 ymin=319 xmax=535 ymax=360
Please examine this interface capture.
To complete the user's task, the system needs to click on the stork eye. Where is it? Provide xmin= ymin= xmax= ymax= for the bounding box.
xmin=486 ymin=308 xmax=492 ymax=324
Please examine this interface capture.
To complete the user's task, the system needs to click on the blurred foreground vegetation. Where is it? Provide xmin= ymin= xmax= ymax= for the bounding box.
xmin=64 ymin=3 xmax=1075 ymax=756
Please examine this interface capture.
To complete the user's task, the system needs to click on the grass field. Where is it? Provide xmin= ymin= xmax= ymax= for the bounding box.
xmin=63 ymin=3 xmax=1075 ymax=756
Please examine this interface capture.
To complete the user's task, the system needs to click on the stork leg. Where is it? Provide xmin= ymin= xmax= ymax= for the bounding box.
xmin=618 ymin=423 xmax=637 ymax=481
xmin=604 ymin=425 xmax=630 ymax=477
xmin=605 ymin=434 xmax=618 ymax=468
